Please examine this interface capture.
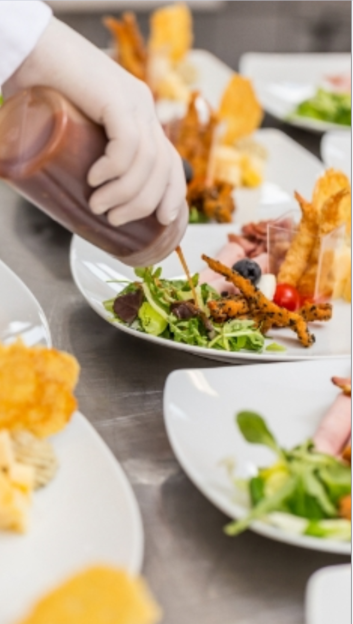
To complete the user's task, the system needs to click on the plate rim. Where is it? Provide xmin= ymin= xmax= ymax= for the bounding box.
xmin=0 ymin=258 xmax=52 ymax=347
xmin=163 ymin=362 xmax=351 ymax=555
xmin=73 ymin=410 xmax=144 ymax=573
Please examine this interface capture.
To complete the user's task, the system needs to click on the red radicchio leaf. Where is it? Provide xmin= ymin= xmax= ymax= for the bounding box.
xmin=170 ymin=301 xmax=199 ymax=320
xmin=113 ymin=289 xmax=144 ymax=324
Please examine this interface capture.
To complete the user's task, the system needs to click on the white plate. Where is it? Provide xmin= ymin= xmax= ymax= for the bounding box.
xmin=321 ymin=131 xmax=351 ymax=179
xmin=0 ymin=259 xmax=51 ymax=347
xmin=163 ymin=359 xmax=351 ymax=555
xmin=70 ymin=220 xmax=351 ymax=363
xmin=305 ymin=564 xmax=351 ymax=624
xmin=0 ymin=411 xmax=143 ymax=624
xmin=240 ymin=53 xmax=351 ymax=133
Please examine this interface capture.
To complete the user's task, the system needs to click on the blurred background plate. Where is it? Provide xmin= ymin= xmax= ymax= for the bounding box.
xmin=240 ymin=53 xmax=351 ymax=133
xmin=0 ymin=259 xmax=51 ymax=347
xmin=321 ymin=130 xmax=351 ymax=179
xmin=305 ymin=564 xmax=351 ymax=624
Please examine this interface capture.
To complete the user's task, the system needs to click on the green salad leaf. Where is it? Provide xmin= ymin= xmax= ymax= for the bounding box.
xmin=104 ymin=266 xmax=283 ymax=355
xmin=225 ymin=411 xmax=351 ymax=540
xmin=292 ymin=88 xmax=351 ymax=126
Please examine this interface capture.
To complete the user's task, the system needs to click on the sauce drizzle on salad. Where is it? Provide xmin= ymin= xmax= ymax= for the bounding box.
xmin=175 ymin=245 xmax=198 ymax=304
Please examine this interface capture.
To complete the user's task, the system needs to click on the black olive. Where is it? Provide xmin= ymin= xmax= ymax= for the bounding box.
xmin=182 ymin=158 xmax=194 ymax=184
xmin=232 ymin=258 xmax=262 ymax=286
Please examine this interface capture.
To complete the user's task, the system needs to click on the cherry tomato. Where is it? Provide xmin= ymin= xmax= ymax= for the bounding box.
xmin=274 ymin=283 xmax=301 ymax=311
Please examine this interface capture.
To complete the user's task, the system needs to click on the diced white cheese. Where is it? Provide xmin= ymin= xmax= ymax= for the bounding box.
xmin=258 ymin=274 xmax=276 ymax=300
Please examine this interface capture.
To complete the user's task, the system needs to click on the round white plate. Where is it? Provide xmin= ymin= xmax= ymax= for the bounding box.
xmin=0 ymin=411 xmax=143 ymax=624
xmin=321 ymin=131 xmax=351 ymax=179
xmin=305 ymin=564 xmax=351 ymax=624
xmin=70 ymin=222 xmax=351 ymax=363
xmin=240 ymin=52 xmax=351 ymax=133
xmin=163 ymin=359 xmax=351 ymax=555
xmin=0 ymin=259 xmax=51 ymax=347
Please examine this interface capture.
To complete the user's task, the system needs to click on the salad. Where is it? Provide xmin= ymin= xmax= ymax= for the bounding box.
xmin=104 ymin=266 xmax=284 ymax=354
xmin=292 ymin=88 xmax=351 ymax=126
xmin=225 ymin=411 xmax=351 ymax=541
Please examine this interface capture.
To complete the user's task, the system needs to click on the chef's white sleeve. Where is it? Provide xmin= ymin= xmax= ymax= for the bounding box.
xmin=0 ymin=1 xmax=52 ymax=85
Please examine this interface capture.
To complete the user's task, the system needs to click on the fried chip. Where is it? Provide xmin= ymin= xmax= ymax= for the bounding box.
xmin=149 ymin=2 xmax=193 ymax=63
xmin=218 ymin=74 xmax=263 ymax=144
xmin=0 ymin=342 xmax=79 ymax=438
xmin=277 ymin=192 xmax=318 ymax=286
xmin=313 ymin=168 xmax=350 ymax=213
xmin=18 ymin=566 xmax=161 ymax=624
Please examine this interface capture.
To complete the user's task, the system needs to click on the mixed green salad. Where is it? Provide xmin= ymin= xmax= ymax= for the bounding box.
xmin=225 ymin=412 xmax=351 ymax=541
xmin=292 ymin=88 xmax=351 ymax=126
xmin=104 ymin=266 xmax=284 ymax=354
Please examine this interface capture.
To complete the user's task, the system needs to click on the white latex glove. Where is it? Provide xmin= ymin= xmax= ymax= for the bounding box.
xmin=3 ymin=17 xmax=187 ymax=228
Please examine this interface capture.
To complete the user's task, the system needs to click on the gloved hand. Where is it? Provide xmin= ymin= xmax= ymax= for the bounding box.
xmin=3 ymin=17 xmax=187 ymax=228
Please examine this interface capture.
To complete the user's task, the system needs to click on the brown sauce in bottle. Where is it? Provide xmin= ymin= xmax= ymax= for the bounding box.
xmin=0 ymin=87 xmax=188 ymax=267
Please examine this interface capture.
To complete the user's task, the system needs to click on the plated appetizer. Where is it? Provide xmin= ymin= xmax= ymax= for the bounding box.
xmin=226 ymin=376 xmax=351 ymax=542
xmin=105 ymin=168 xmax=351 ymax=353
xmin=104 ymin=3 xmax=267 ymax=224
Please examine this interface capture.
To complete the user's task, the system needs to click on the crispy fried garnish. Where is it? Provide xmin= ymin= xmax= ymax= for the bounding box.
xmin=202 ymin=255 xmax=315 ymax=347
xmin=338 ymin=494 xmax=351 ymax=521
xmin=187 ymin=178 xmax=235 ymax=223
xmin=0 ymin=342 xmax=79 ymax=438
xmin=104 ymin=14 xmax=147 ymax=81
xmin=218 ymin=74 xmax=263 ymax=144
xmin=332 ymin=376 xmax=352 ymax=396
xmin=298 ymin=188 xmax=350 ymax=297
xmin=174 ymin=92 xmax=218 ymax=179
xmin=208 ymin=297 xmax=249 ymax=323
xmin=149 ymin=2 xmax=193 ymax=62
xmin=298 ymin=301 xmax=333 ymax=323
xmin=277 ymin=192 xmax=318 ymax=287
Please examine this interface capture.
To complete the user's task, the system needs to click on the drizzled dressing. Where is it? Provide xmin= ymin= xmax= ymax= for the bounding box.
xmin=175 ymin=245 xmax=198 ymax=304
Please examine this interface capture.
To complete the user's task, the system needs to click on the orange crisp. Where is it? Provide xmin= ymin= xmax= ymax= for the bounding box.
xmin=18 ymin=566 xmax=161 ymax=624
xmin=0 ymin=342 xmax=79 ymax=438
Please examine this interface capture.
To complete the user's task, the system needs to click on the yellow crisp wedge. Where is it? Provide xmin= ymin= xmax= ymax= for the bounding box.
xmin=218 ymin=74 xmax=263 ymax=144
xmin=149 ymin=3 xmax=192 ymax=62
xmin=18 ymin=566 xmax=161 ymax=624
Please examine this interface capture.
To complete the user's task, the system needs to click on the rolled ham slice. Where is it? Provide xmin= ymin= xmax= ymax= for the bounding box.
xmin=313 ymin=392 xmax=352 ymax=456
xmin=253 ymin=252 xmax=269 ymax=275
xmin=199 ymin=242 xmax=245 ymax=284
xmin=208 ymin=277 xmax=237 ymax=296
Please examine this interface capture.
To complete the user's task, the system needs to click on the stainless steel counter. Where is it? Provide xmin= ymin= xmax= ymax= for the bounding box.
xmin=0 ymin=118 xmax=349 ymax=624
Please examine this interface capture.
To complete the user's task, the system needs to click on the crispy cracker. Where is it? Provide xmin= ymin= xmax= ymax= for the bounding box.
xmin=18 ymin=566 xmax=161 ymax=624
xmin=218 ymin=74 xmax=263 ymax=144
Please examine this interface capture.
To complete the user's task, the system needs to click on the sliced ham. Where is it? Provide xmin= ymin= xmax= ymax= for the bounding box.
xmin=208 ymin=277 xmax=237 ymax=296
xmin=253 ymin=252 xmax=269 ymax=275
xmin=313 ymin=392 xmax=352 ymax=456
xmin=228 ymin=233 xmax=257 ymax=256
xmin=199 ymin=242 xmax=244 ymax=284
